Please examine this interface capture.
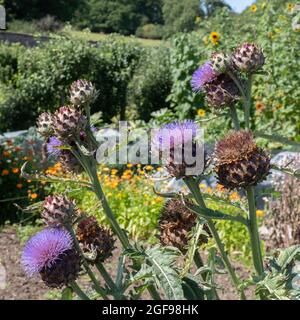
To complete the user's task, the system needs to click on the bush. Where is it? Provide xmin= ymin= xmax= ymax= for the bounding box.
xmin=127 ymin=46 xmax=172 ymax=121
xmin=135 ymin=24 xmax=164 ymax=39
xmin=0 ymin=35 xmax=145 ymax=131
xmin=36 ymin=15 xmax=63 ymax=32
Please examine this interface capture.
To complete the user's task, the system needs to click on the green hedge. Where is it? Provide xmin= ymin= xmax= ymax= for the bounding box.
xmin=0 ymin=35 xmax=172 ymax=132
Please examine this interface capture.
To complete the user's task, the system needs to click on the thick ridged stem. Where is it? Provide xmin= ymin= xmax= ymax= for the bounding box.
xmin=229 ymin=105 xmax=240 ymax=131
xmin=184 ymin=178 xmax=246 ymax=300
xmin=69 ymin=281 xmax=90 ymax=300
xmin=245 ymin=187 xmax=264 ymax=276
xmin=244 ymin=75 xmax=253 ymax=129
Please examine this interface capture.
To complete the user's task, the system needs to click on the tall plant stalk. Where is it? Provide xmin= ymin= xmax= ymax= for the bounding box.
xmin=184 ymin=177 xmax=246 ymax=300
xmin=245 ymin=187 xmax=264 ymax=276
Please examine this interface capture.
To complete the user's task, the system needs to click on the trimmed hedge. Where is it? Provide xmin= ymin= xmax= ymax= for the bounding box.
xmin=0 ymin=35 xmax=172 ymax=132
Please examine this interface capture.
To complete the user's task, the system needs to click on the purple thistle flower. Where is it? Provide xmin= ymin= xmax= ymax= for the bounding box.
xmin=47 ymin=136 xmax=63 ymax=157
xmin=21 ymin=228 xmax=73 ymax=276
xmin=154 ymin=120 xmax=199 ymax=150
xmin=191 ymin=61 xmax=218 ymax=92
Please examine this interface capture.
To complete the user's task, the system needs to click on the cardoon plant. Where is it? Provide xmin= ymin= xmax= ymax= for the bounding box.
xmin=21 ymin=40 xmax=300 ymax=301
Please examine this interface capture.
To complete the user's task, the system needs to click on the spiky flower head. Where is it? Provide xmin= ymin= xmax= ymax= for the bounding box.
xmin=153 ymin=120 xmax=204 ymax=179
xmin=211 ymin=52 xmax=231 ymax=73
xmin=214 ymin=130 xmax=271 ymax=189
xmin=36 ymin=112 xmax=54 ymax=138
xmin=53 ymin=106 xmax=86 ymax=141
xmin=42 ymin=195 xmax=78 ymax=227
xmin=21 ymin=228 xmax=80 ymax=288
xmin=158 ymin=199 xmax=210 ymax=252
xmin=191 ymin=61 xmax=218 ymax=92
xmin=232 ymin=43 xmax=265 ymax=73
xmin=76 ymin=217 xmax=115 ymax=263
xmin=204 ymin=74 xmax=240 ymax=109
xmin=70 ymin=79 xmax=98 ymax=107
xmin=59 ymin=151 xmax=84 ymax=174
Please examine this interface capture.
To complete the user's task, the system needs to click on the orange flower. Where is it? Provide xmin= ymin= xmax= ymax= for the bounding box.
xmin=229 ymin=192 xmax=240 ymax=202
xmin=3 ymin=151 xmax=10 ymax=157
xmin=206 ymin=187 xmax=213 ymax=194
xmin=15 ymin=147 xmax=22 ymax=152
xmin=16 ymin=183 xmax=23 ymax=189
xmin=216 ymin=184 xmax=225 ymax=192
xmin=30 ymin=193 xmax=38 ymax=199
xmin=255 ymin=102 xmax=265 ymax=111
xmin=1 ymin=169 xmax=9 ymax=176
xmin=6 ymin=140 xmax=13 ymax=146
xmin=12 ymin=168 xmax=19 ymax=174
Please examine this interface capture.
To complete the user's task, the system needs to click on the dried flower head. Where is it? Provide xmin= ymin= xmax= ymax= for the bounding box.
xmin=214 ymin=130 xmax=271 ymax=189
xmin=21 ymin=228 xmax=80 ymax=288
xmin=204 ymin=73 xmax=240 ymax=109
xmin=158 ymin=199 xmax=210 ymax=252
xmin=76 ymin=217 xmax=115 ymax=263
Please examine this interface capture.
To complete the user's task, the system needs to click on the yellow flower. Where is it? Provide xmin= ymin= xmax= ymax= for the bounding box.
xmin=199 ymin=183 xmax=206 ymax=189
xmin=30 ymin=193 xmax=38 ymax=199
xmin=12 ymin=168 xmax=19 ymax=174
xmin=250 ymin=4 xmax=257 ymax=12
xmin=127 ymin=163 xmax=133 ymax=168
xmin=210 ymin=32 xmax=220 ymax=44
xmin=157 ymin=167 xmax=163 ymax=172
xmin=287 ymin=3 xmax=295 ymax=11
xmin=197 ymin=109 xmax=206 ymax=117
xmin=229 ymin=192 xmax=240 ymax=202
xmin=256 ymin=210 xmax=265 ymax=217
xmin=216 ymin=184 xmax=225 ymax=192
xmin=111 ymin=169 xmax=118 ymax=175
xmin=16 ymin=183 xmax=23 ymax=189
xmin=145 ymin=165 xmax=153 ymax=171
xmin=1 ymin=169 xmax=9 ymax=176
xmin=255 ymin=102 xmax=265 ymax=112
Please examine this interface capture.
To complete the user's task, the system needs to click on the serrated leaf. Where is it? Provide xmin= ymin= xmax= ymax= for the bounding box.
xmin=277 ymin=245 xmax=300 ymax=269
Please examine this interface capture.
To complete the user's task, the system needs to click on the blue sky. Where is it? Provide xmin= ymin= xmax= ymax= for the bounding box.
xmin=225 ymin=0 xmax=256 ymax=13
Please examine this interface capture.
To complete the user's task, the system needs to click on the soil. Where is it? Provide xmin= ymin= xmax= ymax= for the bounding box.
xmin=0 ymin=226 xmax=254 ymax=300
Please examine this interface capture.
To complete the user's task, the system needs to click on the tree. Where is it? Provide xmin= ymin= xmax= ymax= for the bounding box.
xmin=199 ymin=0 xmax=231 ymax=17
xmin=162 ymin=0 xmax=202 ymax=37
xmin=3 ymin=0 xmax=83 ymax=21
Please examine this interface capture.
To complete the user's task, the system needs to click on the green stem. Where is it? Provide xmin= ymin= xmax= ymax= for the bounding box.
xmin=148 ymin=285 xmax=161 ymax=300
xmin=194 ymin=250 xmax=204 ymax=270
xmin=67 ymin=226 xmax=109 ymax=300
xmin=244 ymin=75 xmax=253 ymax=130
xmin=229 ymin=105 xmax=240 ymax=131
xmin=184 ymin=178 xmax=246 ymax=300
xmin=69 ymin=281 xmax=90 ymax=300
xmin=95 ymin=262 xmax=125 ymax=300
xmin=89 ymin=162 xmax=130 ymax=249
xmin=245 ymin=187 xmax=264 ymax=276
